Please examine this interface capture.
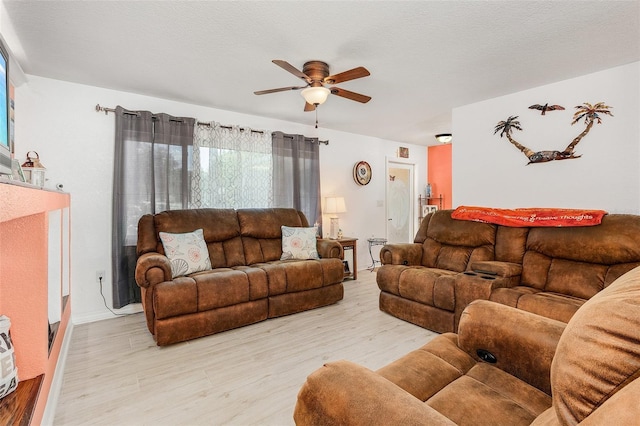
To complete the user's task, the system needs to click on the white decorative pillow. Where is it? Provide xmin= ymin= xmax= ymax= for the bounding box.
xmin=159 ymin=228 xmax=212 ymax=278
xmin=281 ymin=226 xmax=319 ymax=260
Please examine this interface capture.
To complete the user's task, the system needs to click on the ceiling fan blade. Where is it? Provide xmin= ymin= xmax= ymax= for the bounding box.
xmin=254 ymin=85 xmax=307 ymax=95
xmin=330 ymin=87 xmax=372 ymax=103
xmin=324 ymin=67 xmax=370 ymax=84
xmin=304 ymin=102 xmax=316 ymax=112
xmin=272 ymin=60 xmax=312 ymax=83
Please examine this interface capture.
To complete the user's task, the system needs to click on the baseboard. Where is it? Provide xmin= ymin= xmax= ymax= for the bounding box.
xmin=72 ymin=303 xmax=144 ymax=325
xmin=41 ymin=321 xmax=74 ymax=425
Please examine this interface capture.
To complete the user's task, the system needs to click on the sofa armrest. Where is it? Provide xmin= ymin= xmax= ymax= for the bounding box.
xmin=453 ymin=271 xmax=520 ymax=330
xmin=380 ymin=243 xmax=423 ymax=266
xmin=470 ymin=261 xmax=522 ymax=278
xmin=294 ymin=360 xmax=456 ymax=426
xmin=135 ymin=252 xmax=172 ymax=289
xmin=316 ymin=238 xmax=343 ymax=259
xmin=458 ymin=300 xmax=565 ymax=395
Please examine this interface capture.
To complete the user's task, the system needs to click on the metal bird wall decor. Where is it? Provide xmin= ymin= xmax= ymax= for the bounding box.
xmin=494 ymin=102 xmax=613 ymax=165
xmin=528 ymin=103 xmax=565 ymax=115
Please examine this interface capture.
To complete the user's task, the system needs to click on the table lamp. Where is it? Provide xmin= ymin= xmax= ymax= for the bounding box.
xmin=324 ymin=196 xmax=346 ymax=239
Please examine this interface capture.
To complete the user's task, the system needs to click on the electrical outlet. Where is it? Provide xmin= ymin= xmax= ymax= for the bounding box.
xmin=96 ymin=270 xmax=105 ymax=284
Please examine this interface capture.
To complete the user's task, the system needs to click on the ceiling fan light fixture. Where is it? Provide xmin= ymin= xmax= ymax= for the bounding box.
xmin=435 ymin=133 xmax=453 ymax=144
xmin=301 ymin=87 xmax=330 ymax=105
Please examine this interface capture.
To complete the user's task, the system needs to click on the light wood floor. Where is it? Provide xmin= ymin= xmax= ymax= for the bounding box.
xmin=53 ymin=272 xmax=436 ymax=425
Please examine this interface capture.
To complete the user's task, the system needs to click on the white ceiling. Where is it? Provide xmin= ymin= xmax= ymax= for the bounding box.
xmin=2 ymin=1 xmax=639 ymax=145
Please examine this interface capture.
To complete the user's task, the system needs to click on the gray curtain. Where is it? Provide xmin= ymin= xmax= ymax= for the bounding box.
xmin=272 ymin=131 xmax=322 ymax=229
xmin=112 ymin=106 xmax=195 ymax=308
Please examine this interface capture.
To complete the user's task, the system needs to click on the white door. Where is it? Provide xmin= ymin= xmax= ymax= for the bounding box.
xmin=386 ymin=160 xmax=415 ymax=243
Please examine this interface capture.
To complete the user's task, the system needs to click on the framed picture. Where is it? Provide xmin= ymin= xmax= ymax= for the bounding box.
xmin=398 ymin=147 xmax=409 ymax=158
xmin=11 ymin=159 xmax=25 ymax=182
xmin=422 ymin=205 xmax=438 ymax=217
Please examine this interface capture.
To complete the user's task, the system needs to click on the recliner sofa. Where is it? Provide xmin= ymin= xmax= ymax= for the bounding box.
xmin=377 ymin=209 xmax=640 ymax=332
xmin=295 ymin=264 xmax=640 ymax=425
xmin=135 ymin=208 xmax=344 ymax=345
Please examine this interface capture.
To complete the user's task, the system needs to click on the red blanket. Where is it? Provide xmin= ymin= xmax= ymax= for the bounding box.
xmin=452 ymin=206 xmax=607 ymax=227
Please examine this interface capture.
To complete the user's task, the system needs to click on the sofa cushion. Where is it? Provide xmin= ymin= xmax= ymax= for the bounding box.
xmin=526 ymin=215 xmax=640 ymax=265
xmin=193 ymin=269 xmax=252 ymax=311
xmin=489 ymin=287 xmax=585 ymax=323
xmin=551 ymin=265 xmax=640 ymax=424
xmin=280 ymin=226 xmax=319 ymax=260
xmin=489 ymin=286 xmax=539 ymax=307
xmin=398 ymin=268 xmax=457 ymax=311
xmin=254 ymin=260 xmax=324 ymax=295
xmin=494 ymin=226 xmax=529 ymax=264
xmin=377 ymin=333 xmax=551 ymax=424
xmin=238 ymin=208 xmax=309 ymax=264
xmin=518 ymin=214 xmax=640 ymax=297
xmin=154 ymin=277 xmax=198 ymax=319
xmin=377 ymin=334 xmax=476 ymax=401
xmin=515 ymin=292 xmax=585 ymax=323
xmin=427 ymin=364 xmax=551 ymax=425
xmin=152 ymin=208 xmax=246 ymax=267
xmin=159 ymin=228 xmax=212 ymax=278
xmin=419 ymin=210 xmax=496 ymax=272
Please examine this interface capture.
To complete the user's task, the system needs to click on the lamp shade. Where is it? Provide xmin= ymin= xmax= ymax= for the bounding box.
xmin=301 ymin=87 xmax=331 ymax=105
xmin=324 ymin=197 xmax=346 ymax=215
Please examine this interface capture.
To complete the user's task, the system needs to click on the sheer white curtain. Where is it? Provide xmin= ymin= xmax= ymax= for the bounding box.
xmin=191 ymin=122 xmax=272 ymax=209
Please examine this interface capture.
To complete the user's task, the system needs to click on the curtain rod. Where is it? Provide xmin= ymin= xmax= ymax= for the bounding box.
xmin=195 ymin=121 xmax=264 ymax=134
xmin=279 ymin=134 xmax=329 ymax=145
xmin=95 ymin=104 xmax=184 ymax=122
xmin=96 ymin=104 xmax=328 ymax=144
xmin=96 ymin=104 xmax=264 ymax=132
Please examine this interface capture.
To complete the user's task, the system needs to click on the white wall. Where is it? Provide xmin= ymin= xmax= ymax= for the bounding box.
xmin=14 ymin=75 xmax=426 ymax=323
xmin=452 ymin=62 xmax=640 ymax=213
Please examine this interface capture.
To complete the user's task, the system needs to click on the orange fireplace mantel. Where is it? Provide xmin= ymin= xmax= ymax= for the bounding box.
xmin=0 ymin=181 xmax=71 ymax=425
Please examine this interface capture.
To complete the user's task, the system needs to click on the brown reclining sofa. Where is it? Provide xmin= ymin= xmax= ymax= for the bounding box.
xmin=295 ymin=263 xmax=640 ymax=425
xmin=135 ymin=208 xmax=345 ymax=346
xmin=377 ymin=209 xmax=640 ymax=332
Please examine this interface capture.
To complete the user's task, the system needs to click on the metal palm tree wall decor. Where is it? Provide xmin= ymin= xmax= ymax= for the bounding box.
xmin=494 ymin=102 xmax=613 ymax=165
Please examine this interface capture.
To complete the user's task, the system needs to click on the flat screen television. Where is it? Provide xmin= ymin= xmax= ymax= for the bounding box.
xmin=0 ymin=36 xmax=12 ymax=176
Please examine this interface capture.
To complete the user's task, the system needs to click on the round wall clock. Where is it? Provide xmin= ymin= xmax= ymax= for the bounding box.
xmin=353 ymin=161 xmax=372 ymax=186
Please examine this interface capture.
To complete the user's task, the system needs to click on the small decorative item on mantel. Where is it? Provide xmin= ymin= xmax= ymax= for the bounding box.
xmin=425 ymin=183 xmax=432 ymax=198
xmin=21 ymin=151 xmax=46 ymax=188
xmin=0 ymin=315 xmax=18 ymax=400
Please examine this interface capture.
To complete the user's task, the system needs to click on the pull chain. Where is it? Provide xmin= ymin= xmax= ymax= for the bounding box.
xmin=315 ymin=104 xmax=319 ymax=129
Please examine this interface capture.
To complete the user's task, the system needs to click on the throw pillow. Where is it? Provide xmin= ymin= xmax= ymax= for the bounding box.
xmin=281 ymin=226 xmax=319 ymax=260
xmin=159 ymin=228 xmax=212 ymax=278
xmin=0 ymin=315 xmax=18 ymax=400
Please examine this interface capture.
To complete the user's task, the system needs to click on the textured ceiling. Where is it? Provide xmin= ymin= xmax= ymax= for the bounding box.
xmin=2 ymin=1 xmax=639 ymax=145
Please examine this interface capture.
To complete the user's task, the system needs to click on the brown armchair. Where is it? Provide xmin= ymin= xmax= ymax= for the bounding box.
xmin=295 ymin=265 xmax=640 ymax=425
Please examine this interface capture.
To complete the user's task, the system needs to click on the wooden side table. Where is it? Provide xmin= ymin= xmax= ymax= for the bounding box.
xmin=335 ymin=237 xmax=358 ymax=280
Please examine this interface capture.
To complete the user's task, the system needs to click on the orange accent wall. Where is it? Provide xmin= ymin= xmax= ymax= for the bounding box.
xmin=427 ymin=144 xmax=452 ymax=209
xmin=0 ymin=183 xmax=71 ymax=423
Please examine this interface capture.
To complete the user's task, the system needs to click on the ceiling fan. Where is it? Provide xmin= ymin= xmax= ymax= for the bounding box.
xmin=254 ymin=60 xmax=371 ymax=111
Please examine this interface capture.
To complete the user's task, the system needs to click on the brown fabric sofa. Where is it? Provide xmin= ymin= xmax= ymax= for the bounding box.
xmin=294 ymin=264 xmax=640 ymax=425
xmin=377 ymin=209 xmax=640 ymax=333
xmin=135 ymin=208 xmax=344 ymax=346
